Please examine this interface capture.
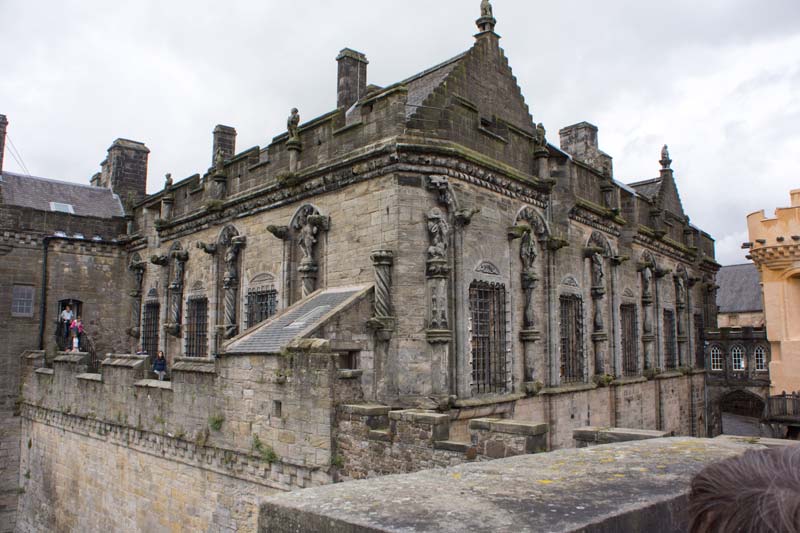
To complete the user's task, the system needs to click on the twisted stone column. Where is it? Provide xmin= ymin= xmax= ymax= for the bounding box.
xmin=299 ymin=261 xmax=318 ymax=299
xmin=371 ymin=250 xmax=394 ymax=318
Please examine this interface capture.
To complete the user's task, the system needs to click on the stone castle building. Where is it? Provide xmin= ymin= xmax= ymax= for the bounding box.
xmin=2 ymin=3 xmax=727 ymax=531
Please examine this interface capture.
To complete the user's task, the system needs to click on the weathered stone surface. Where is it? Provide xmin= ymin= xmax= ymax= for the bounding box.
xmin=259 ymin=438 xmax=760 ymax=533
xmin=573 ymin=426 xmax=670 ymax=448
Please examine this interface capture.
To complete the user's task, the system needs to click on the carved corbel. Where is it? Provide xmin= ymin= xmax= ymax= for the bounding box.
xmin=196 ymin=242 xmax=217 ymax=255
xmin=611 ymin=255 xmax=629 ymax=266
xmin=455 ymin=208 xmax=480 ymax=227
xmin=654 ymin=266 xmax=672 ymax=279
xmin=307 ymin=214 xmax=331 ymax=232
xmin=267 ymin=225 xmax=290 ymax=240
xmin=150 ymin=254 xmax=169 ymax=266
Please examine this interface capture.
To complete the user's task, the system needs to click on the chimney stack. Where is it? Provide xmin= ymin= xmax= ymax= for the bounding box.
xmin=337 ymin=49 xmax=368 ymax=110
xmin=0 ymin=114 xmax=8 ymax=175
xmin=212 ymin=125 xmax=237 ymax=165
xmin=559 ymin=122 xmax=613 ymax=177
xmin=97 ymin=138 xmax=149 ymax=211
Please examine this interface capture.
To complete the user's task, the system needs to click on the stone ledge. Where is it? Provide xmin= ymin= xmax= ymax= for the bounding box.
xmin=172 ymin=357 xmax=216 ymax=374
xmin=452 ymin=392 xmax=526 ymax=408
xmin=259 ymin=438 xmax=761 ymax=533
xmin=714 ymin=435 xmax=800 ymax=449
xmin=655 ymin=370 xmax=684 ymax=380
xmin=574 ymin=426 xmax=670 ymax=446
xmin=367 ymin=429 xmax=391 ymax=442
xmin=54 ymin=353 xmax=88 ymax=364
xmin=388 ymin=409 xmax=449 ymax=425
xmin=339 ymin=404 xmax=390 ymax=416
xmin=76 ymin=373 xmax=102 ymax=382
xmin=134 ymin=379 xmax=173 ymax=390
xmin=611 ymin=376 xmax=648 ymax=386
xmin=23 ymin=350 xmax=45 ymax=360
xmin=34 ymin=368 xmax=54 ymax=376
xmin=539 ymin=383 xmax=597 ymax=395
xmin=102 ymin=354 xmax=147 ymax=368
xmin=469 ymin=418 xmax=548 ymax=437
xmin=337 ymin=369 xmax=363 ymax=380
xmin=433 ymin=440 xmax=471 ymax=453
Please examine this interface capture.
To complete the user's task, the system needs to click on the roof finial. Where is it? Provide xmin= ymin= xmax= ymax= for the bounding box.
xmin=476 ymin=0 xmax=496 ymax=33
xmin=660 ymin=144 xmax=672 ymax=170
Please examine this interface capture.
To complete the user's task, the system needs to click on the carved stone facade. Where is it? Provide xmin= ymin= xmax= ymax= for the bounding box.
xmin=1 ymin=4 xmax=725 ymax=531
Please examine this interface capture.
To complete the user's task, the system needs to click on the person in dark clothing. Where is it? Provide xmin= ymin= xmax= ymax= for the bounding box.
xmin=152 ymin=351 xmax=167 ymax=381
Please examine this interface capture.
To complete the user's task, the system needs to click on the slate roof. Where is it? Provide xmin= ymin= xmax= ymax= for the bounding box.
xmin=628 ymin=178 xmax=662 ymax=201
xmin=0 ymin=171 xmax=124 ymax=218
xmin=402 ymin=53 xmax=467 ymax=118
xmin=225 ymin=285 xmax=371 ymax=354
xmin=717 ymin=263 xmax=763 ymax=314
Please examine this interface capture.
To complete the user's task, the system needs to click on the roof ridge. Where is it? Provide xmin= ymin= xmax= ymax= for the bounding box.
xmin=1 ymin=171 xmax=109 ymax=191
xmin=397 ymin=51 xmax=469 ymax=87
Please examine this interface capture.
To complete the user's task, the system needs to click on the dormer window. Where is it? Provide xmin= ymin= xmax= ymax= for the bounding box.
xmin=49 ymin=202 xmax=74 ymax=214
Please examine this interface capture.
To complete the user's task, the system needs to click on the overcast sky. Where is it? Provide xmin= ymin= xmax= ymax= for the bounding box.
xmin=2 ymin=0 xmax=799 ymax=265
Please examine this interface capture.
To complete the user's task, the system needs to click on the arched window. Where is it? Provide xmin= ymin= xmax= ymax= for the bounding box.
xmin=755 ymin=346 xmax=768 ymax=372
xmin=731 ymin=345 xmax=745 ymax=372
xmin=560 ymin=294 xmax=584 ymax=383
xmin=710 ymin=346 xmax=723 ymax=371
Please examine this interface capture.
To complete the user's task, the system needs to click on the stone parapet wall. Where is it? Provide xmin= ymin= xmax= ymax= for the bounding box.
xmin=335 ymin=404 xmax=548 ymax=479
xmin=17 ymin=341 xmax=363 ymax=532
xmin=573 ymin=426 xmax=670 ymax=448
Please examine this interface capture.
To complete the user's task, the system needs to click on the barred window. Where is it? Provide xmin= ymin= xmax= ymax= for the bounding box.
xmin=186 ymin=298 xmax=208 ymax=358
xmin=755 ymin=346 xmax=768 ymax=372
xmin=469 ymin=281 xmax=508 ymax=394
xmin=11 ymin=285 xmax=34 ymax=316
xmin=560 ymin=294 xmax=584 ymax=383
xmin=731 ymin=345 xmax=745 ymax=371
xmin=710 ymin=346 xmax=723 ymax=371
xmin=142 ymin=302 xmax=160 ymax=357
xmin=246 ymin=286 xmax=278 ymax=328
xmin=621 ymin=304 xmax=638 ymax=376
xmin=663 ymin=310 xmax=677 ymax=369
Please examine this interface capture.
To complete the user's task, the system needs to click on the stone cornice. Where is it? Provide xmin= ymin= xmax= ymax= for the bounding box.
xmin=20 ymin=403 xmax=326 ymax=492
xmin=749 ymin=244 xmax=800 ymax=271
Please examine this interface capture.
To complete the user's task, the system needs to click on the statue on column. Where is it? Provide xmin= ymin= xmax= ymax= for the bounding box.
xmin=480 ymin=0 xmax=493 ymax=18
xmin=591 ymin=252 xmax=604 ymax=288
xmin=426 ymin=208 xmax=450 ymax=260
xmin=520 ymin=230 xmax=538 ymax=329
xmin=287 ymin=108 xmax=300 ymax=141
xmin=642 ymin=266 xmax=652 ymax=297
xmin=298 ymin=219 xmax=318 ymax=262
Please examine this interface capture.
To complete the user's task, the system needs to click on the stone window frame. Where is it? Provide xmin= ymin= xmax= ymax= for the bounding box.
xmin=244 ymin=273 xmax=279 ymax=329
xmin=185 ymin=295 xmax=209 ymax=358
xmin=730 ymin=344 xmax=746 ymax=372
xmin=468 ymin=278 xmax=510 ymax=395
xmin=559 ymin=292 xmax=585 ymax=384
xmin=709 ymin=344 xmax=723 ymax=371
xmin=11 ymin=284 xmax=35 ymax=317
xmin=754 ymin=345 xmax=769 ymax=372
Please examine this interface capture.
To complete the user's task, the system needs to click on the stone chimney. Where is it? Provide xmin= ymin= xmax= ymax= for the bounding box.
xmin=0 ymin=114 xmax=7 ymax=175
xmin=337 ymin=49 xmax=368 ymax=109
xmin=212 ymin=125 xmax=237 ymax=165
xmin=97 ymin=138 xmax=150 ymax=211
xmin=559 ymin=122 xmax=613 ymax=177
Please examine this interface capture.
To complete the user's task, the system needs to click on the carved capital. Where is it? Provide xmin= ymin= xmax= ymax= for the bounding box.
xmin=371 ymin=250 xmax=394 ymax=266
xmin=426 ymin=258 xmax=450 ymax=278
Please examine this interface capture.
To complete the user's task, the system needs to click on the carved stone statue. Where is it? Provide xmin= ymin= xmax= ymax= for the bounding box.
xmin=480 ymin=0 xmax=493 ymax=18
xmin=215 ymin=148 xmax=225 ymax=173
xmin=130 ymin=262 xmax=146 ymax=295
xmin=520 ymin=230 xmax=537 ymax=271
xmin=164 ymin=173 xmax=173 ymax=188
xmin=676 ymin=275 xmax=686 ymax=305
xmin=224 ymin=238 xmax=244 ymax=282
xmin=591 ymin=252 xmax=604 ymax=288
xmin=298 ymin=219 xmax=318 ymax=261
xmin=661 ymin=144 xmax=670 ymax=162
xmin=642 ymin=266 xmax=652 ymax=296
xmin=426 ymin=208 xmax=450 ymax=260
xmin=534 ymin=123 xmax=547 ymax=149
xmin=287 ymin=108 xmax=300 ymax=140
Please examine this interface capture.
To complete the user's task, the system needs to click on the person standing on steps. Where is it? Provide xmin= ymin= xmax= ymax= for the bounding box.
xmin=59 ymin=304 xmax=74 ymax=349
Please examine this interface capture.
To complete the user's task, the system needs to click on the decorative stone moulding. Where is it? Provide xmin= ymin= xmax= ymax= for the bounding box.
xmin=426 ymin=329 xmax=452 ymax=344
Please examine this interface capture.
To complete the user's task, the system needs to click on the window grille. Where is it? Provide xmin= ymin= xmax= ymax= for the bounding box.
xmin=246 ymin=286 xmax=278 ymax=328
xmin=560 ymin=294 xmax=584 ymax=383
xmin=186 ymin=298 xmax=208 ymax=358
xmin=621 ymin=304 xmax=638 ymax=376
xmin=663 ymin=310 xmax=677 ymax=369
xmin=469 ymin=281 xmax=508 ymax=394
xmin=11 ymin=285 xmax=34 ymax=316
xmin=731 ymin=345 xmax=745 ymax=371
xmin=142 ymin=303 xmax=160 ymax=357
xmin=694 ymin=313 xmax=705 ymax=368
xmin=710 ymin=346 xmax=723 ymax=371
xmin=755 ymin=346 xmax=768 ymax=372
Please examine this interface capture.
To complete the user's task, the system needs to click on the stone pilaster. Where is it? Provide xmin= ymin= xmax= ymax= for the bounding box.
xmin=368 ymin=250 xmax=395 ymax=340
